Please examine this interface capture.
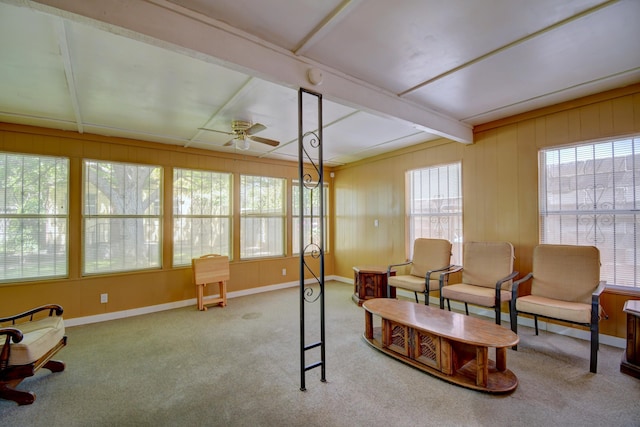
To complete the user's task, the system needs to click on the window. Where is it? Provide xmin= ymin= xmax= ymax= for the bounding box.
xmin=83 ymin=160 xmax=162 ymax=274
xmin=0 ymin=153 xmax=68 ymax=282
xmin=173 ymin=168 xmax=232 ymax=265
xmin=240 ymin=175 xmax=285 ymax=259
xmin=407 ymin=162 xmax=462 ymax=263
xmin=292 ymin=181 xmax=328 ymax=254
xmin=540 ymin=136 xmax=640 ymax=290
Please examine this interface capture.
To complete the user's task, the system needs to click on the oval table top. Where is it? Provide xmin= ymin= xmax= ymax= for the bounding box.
xmin=363 ymin=298 xmax=518 ymax=348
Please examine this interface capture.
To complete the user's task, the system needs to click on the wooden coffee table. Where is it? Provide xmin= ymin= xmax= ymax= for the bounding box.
xmin=362 ymin=298 xmax=519 ymax=393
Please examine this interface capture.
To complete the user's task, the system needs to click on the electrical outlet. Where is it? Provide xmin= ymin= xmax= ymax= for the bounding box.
xmin=100 ymin=293 xmax=108 ymax=304
xmin=282 ymin=268 xmax=286 ymax=276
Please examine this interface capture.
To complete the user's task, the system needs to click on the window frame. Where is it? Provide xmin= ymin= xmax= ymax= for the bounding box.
xmin=539 ymin=136 xmax=640 ymax=291
xmin=406 ymin=162 xmax=463 ymax=264
xmin=82 ymin=159 xmax=163 ymax=275
xmin=239 ymin=174 xmax=286 ymax=260
xmin=172 ymin=168 xmax=233 ymax=266
xmin=0 ymin=152 xmax=69 ymax=283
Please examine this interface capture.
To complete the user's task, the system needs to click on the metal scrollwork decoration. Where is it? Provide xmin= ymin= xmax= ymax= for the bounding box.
xmin=578 ymin=184 xmax=613 ymax=244
xmin=298 ymin=88 xmax=325 ymax=391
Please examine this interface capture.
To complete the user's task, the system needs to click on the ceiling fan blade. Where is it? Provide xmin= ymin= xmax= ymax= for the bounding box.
xmin=249 ymin=135 xmax=280 ymax=147
xmin=246 ymin=123 xmax=266 ymax=135
xmin=223 ymin=138 xmax=235 ymax=147
xmin=198 ymin=127 xmax=234 ymax=135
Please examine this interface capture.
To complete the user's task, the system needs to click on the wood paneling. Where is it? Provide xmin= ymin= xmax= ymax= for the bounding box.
xmin=0 ymin=123 xmax=331 ymax=320
xmin=334 ymin=85 xmax=640 ymax=338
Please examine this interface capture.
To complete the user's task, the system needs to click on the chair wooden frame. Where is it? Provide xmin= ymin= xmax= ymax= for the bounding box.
xmin=0 ymin=304 xmax=67 ymax=405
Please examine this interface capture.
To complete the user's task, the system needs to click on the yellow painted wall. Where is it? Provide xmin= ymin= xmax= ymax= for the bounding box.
xmin=333 ymin=83 xmax=640 ymax=338
xmin=0 ymin=124 xmax=333 ymax=319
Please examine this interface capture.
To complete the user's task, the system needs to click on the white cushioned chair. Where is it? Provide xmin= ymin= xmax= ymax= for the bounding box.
xmin=510 ymin=244 xmax=606 ymax=373
xmin=387 ymin=238 xmax=454 ymax=305
xmin=0 ymin=304 xmax=67 ymax=405
xmin=439 ymin=241 xmax=518 ymax=325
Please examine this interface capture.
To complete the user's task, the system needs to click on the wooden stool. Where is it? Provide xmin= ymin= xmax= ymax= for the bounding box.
xmin=192 ymin=254 xmax=229 ymax=311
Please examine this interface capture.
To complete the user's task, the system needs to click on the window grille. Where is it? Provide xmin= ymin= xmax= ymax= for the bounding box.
xmin=540 ymin=136 xmax=640 ymax=289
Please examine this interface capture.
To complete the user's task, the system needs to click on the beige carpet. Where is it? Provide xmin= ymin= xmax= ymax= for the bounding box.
xmin=1 ymin=281 xmax=639 ymax=426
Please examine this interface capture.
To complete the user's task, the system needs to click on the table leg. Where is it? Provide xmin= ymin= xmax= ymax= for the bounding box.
xmin=365 ymin=310 xmax=373 ymax=340
xmin=476 ymin=346 xmax=488 ymax=387
xmin=496 ymin=347 xmax=507 ymax=372
xmin=196 ymin=284 xmax=205 ymax=311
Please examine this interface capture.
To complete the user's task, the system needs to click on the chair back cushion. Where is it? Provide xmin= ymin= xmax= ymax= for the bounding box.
xmin=531 ymin=244 xmax=600 ymax=303
xmin=409 ymin=238 xmax=452 ymax=278
xmin=461 ymin=241 xmax=514 ymax=289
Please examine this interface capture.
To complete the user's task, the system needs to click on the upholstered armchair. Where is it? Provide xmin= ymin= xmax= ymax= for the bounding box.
xmin=0 ymin=304 xmax=67 ymax=405
xmin=510 ymin=244 xmax=606 ymax=373
xmin=439 ymin=241 xmax=518 ymax=325
xmin=387 ymin=238 xmax=454 ymax=305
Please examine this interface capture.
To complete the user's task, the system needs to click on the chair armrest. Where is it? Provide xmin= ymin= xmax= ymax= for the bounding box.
xmin=511 ymin=272 xmax=533 ymax=298
xmin=494 ymin=271 xmax=518 ymax=304
xmin=1 ymin=327 xmax=24 ymax=371
xmin=592 ymin=280 xmax=606 ymax=298
xmin=0 ymin=327 xmax=24 ymax=344
xmin=387 ymin=261 xmax=412 ymax=275
xmin=0 ymin=304 xmax=64 ymax=324
xmin=592 ymin=280 xmax=608 ymax=321
xmin=425 ymin=264 xmax=456 ymax=281
xmin=496 ymin=271 xmax=519 ymax=289
xmin=439 ymin=265 xmax=463 ymax=290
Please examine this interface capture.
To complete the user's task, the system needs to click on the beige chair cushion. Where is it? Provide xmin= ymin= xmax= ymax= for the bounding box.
xmin=531 ymin=244 xmax=600 ymax=304
xmin=388 ymin=275 xmax=440 ymax=293
xmin=460 ymin=241 xmax=514 ymax=290
xmin=441 ymin=283 xmax=512 ymax=307
xmin=8 ymin=315 xmax=65 ymax=366
xmin=516 ymin=295 xmax=591 ymax=324
xmin=409 ymin=238 xmax=452 ymax=278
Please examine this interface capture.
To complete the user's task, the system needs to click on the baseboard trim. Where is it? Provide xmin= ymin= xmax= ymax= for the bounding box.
xmin=64 ymin=277 xmax=627 ymax=349
xmin=65 ymin=276 xmax=337 ymax=327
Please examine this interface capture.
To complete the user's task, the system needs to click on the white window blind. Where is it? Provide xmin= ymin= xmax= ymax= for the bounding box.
xmin=240 ymin=175 xmax=285 ymax=259
xmin=83 ymin=160 xmax=162 ymax=274
xmin=173 ymin=168 xmax=232 ymax=265
xmin=540 ymin=136 xmax=640 ymax=289
xmin=407 ymin=162 xmax=462 ymax=264
xmin=0 ymin=152 xmax=69 ymax=282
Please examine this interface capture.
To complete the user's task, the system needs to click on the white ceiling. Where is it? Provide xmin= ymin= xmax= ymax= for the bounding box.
xmin=0 ymin=0 xmax=639 ymax=166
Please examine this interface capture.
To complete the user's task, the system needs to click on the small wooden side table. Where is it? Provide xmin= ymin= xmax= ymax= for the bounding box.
xmin=352 ymin=266 xmax=395 ymax=306
xmin=192 ymin=254 xmax=229 ymax=311
xmin=621 ymin=299 xmax=640 ymax=379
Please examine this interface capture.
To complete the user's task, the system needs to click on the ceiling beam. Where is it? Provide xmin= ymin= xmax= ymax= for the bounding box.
xmin=26 ymin=0 xmax=473 ymax=143
xmin=53 ymin=17 xmax=83 ymax=133
xmin=293 ymin=0 xmax=364 ymax=56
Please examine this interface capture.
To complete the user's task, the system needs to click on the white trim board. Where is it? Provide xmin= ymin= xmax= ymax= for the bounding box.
xmin=64 ymin=277 xmax=333 ymax=327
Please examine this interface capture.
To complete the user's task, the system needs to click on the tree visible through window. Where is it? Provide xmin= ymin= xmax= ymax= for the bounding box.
xmin=83 ymin=160 xmax=162 ymax=274
xmin=407 ymin=162 xmax=462 ymax=264
xmin=539 ymin=136 xmax=640 ymax=290
xmin=292 ymin=181 xmax=328 ymax=255
xmin=240 ymin=175 xmax=285 ymax=259
xmin=173 ymin=168 xmax=232 ymax=265
xmin=0 ymin=152 xmax=68 ymax=282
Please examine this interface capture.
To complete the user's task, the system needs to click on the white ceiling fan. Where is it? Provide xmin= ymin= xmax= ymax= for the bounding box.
xmin=199 ymin=120 xmax=280 ymax=150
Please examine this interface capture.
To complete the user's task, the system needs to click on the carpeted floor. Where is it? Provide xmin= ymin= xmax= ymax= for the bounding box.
xmin=1 ymin=281 xmax=639 ymax=426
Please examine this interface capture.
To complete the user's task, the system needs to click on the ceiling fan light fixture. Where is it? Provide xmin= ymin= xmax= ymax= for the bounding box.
xmin=235 ymin=135 xmax=250 ymax=150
